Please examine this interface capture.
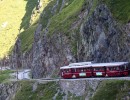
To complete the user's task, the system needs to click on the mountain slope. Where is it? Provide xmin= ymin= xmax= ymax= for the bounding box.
xmin=0 ymin=0 xmax=130 ymax=77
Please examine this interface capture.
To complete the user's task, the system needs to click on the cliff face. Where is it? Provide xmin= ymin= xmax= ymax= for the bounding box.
xmin=81 ymin=4 xmax=130 ymax=62
xmin=7 ymin=0 xmax=130 ymax=78
xmin=30 ymin=0 xmax=130 ymax=78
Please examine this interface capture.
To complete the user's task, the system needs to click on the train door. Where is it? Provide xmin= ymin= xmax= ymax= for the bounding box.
xmin=119 ymin=66 xmax=124 ymax=76
xmin=123 ymin=64 xmax=129 ymax=76
xmin=128 ymin=63 xmax=130 ymax=74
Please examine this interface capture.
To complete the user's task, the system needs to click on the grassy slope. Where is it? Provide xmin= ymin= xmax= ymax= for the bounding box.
xmin=20 ymin=0 xmax=84 ymax=52
xmin=14 ymin=81 xmax=86 ymax=100
xmin=0 ymin=0 xmax=52 ymax=56
xmin=14 ymin=80 xmax=130 ymax=100
xmin=0 ymin=70 xmax=14 ymax=83
xmin=0 ymin=0 xmax=27 ymax=58
xmin=92 ymin=80 xmax=130 ymax=100
xmin=19 ymin=25 xmax=37 ymax=52
xmin=102 ymin=0 xmax=130 ymax=23
xmin=48 ymin=0 xmax=85 ymax=35
xmin=0 ymin=0 xmax=38 ymax=57
xmin=1 ymin=0 xmax=130 ymax=57
xmin=14 ymin=81 xmax=63 ymax=100
xmin=20 ymin=0 xmax=130 ymax=53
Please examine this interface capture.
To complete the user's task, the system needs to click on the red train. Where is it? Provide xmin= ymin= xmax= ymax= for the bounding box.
xmin=60 ymin=62 xmax=130 ymax=79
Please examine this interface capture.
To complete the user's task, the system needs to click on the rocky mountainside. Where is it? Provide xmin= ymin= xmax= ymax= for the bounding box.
xmin=1 ymin=0 xmax=130 ymax=100
xmin=1 ymin=0 xmax=130 ymax=78
xmin=1 ymin=80 xmax=130 ymax=100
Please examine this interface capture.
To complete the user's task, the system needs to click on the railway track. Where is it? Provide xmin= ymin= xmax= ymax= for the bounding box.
xmin=10 ymin=76 xmax=130 ymax=83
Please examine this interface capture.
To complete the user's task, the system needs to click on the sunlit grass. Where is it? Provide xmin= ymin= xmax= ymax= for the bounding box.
xmin=102 ymin=0 xmax=130 ymax=23
xmin=0 ymin=0 xmax=27 ymax=58
xmin=0 ymin=0 xmax=51 ymax=57
xmin=92 ymin=80 xmax=130 ymax=100
xmin=48 ymin=0 xmax=85 ymax=35
xmin=19 ymin=0 xmax=51 ymax=53
xmin=0 ymin=70 xmax=15 ymax=83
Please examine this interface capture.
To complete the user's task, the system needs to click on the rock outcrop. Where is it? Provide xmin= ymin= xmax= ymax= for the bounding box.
xmin=81 ymin=4 xmax=130 ymax=62
xmin=0 ymin=82 xmax=20 ymax=100
xmin=60 ymin=80 xmax=101 ymax=100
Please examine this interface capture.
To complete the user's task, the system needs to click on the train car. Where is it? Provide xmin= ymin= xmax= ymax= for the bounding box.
xmin=60 ymin=65 xmax=92 ymax=78
xmin=105 ymin=62 xmax=129 ymax=77
xmin=91 ymin=62 xmax=129 ymax=77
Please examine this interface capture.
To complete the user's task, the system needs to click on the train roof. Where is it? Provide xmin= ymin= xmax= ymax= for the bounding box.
xmin=69 ymin=61 xmax=94 ymax=66
xmin=91 ymin=62 xmax=128 ymax=67
xmin=60 ymin=64 xmax=91 ymax=69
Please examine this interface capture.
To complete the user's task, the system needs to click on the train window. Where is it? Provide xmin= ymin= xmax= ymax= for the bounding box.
xmin=95 ymin=67 xmax=105 ymax=71
xmin=81 ymin=69 xmax=83 ymax=72
xmin=65 ymin=69 xmax=70 ymax=73
xmin=94 ymin=68 xmax=100 ymax=71
xmin=87 ymin=68 xmax=91 ymax=71
xmin=113 ymin=67 xmax=116 ymax=70
xmin=124 ymin=65 xmax=128 ymax=70
xmin=109 ymin=67 xmax=111 ymax=70
xmin=116 ymin=67 xmax=119 ymax=70
xmin=109 ymin=67 xmax=112 ymax=71
xmin=109 ymin=67 xmax=115 ymax=71
xmin=109 ymin=67 xmax=118 ymax=71
xmin=77 ymin=69 xmax=80 ymax=72
xmin=71 ymin=68 xmax=74 ymax=72
xmin=120 ymin=66 xmax=124 ymax=71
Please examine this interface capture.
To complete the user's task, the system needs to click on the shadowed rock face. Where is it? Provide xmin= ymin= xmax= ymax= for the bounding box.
xmin=81 ymin=4 xmax=130 ymax=62
xmin=60 ymin=80 xmax=100 ymax=99
xmin=31 ymin=24 xmax=75 ymax=78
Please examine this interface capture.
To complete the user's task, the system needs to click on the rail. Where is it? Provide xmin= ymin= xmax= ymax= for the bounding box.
xmin=9 ymin=76 xmax=130 ymax=83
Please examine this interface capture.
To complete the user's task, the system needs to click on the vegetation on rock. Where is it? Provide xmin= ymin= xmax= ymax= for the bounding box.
xmin=92 ymin=80 xmax=130 ymax=100
xmin=0 ymin=70 xmax=14 ymax=83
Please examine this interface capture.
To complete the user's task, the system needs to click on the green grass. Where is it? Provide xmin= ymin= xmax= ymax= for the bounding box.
xmin=39 ymin=0 xmax=74 ymax=29
xmin=0 ymin=0 xmax=52 ymax=57
xmin=19 ymin=25 xmax=37 ymax=52
xmin=0 ymin=70 xmax=14 ymax=83
xmin=48 ymin=0 xmax=85 ymax=35
xmin=92 ymin=80 xmax=130 ymax=100
xmin=102 ymin=0 xmax=130 ymax=23
xmin=39 ymin=0 xmax=58 ymax=28
xmin=14 ymin=81 xmax=60 ymax=100
xmin=0 ymin=0 xmax=38 ymax=58
xmin=0 ymin=0 xmax=28 ymax=58
xmin=20 ymin=0 xmax=38 ymax=30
